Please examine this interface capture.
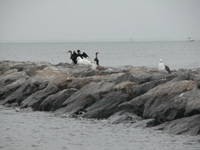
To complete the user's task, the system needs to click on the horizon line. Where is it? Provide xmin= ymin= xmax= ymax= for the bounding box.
xmin=0 ymin=39 xmax=198 ymax=43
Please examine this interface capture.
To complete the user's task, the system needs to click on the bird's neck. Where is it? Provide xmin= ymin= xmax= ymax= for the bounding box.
xmin=69 ymin=51 xmax=72 ymax=56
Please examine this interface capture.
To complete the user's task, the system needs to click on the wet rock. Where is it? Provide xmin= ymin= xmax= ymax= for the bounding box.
xmin=155 ymin=115 xmax=200 ymax=136
xmin=108 ymin=110 xmax=143 ymax=124
xmin=132 ymin=118 xmax=158 ymax=128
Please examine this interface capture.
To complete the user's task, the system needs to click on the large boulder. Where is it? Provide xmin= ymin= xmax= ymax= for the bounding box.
xmin=0 ymin=70 xmax=27 ymax=86
xmin=183 ymin=89 xmax=200 ymax=116
xmin=3 ymin=78 xmax=48 ymax=105
xmin=39 ymin=88 xmax=78 ymax=111
xmin=83 ymin=91 xmax=129 ymax=119
xmin=20 ymin=82 xmax=59 ymax=110
xmin=155 ymin=115 xmax=200 ymax=136
xmin=143 ymin=80 xmax=196 ymax=121
xmin=0 ymin=71 xmax=28 ymax=101
xmin=62 ymin=81 xmax=115 ymax=107
xmin=56 ymin=81 xmax=116 ymax=115
xmin=119 ymin=80 xmax=197 ymax=123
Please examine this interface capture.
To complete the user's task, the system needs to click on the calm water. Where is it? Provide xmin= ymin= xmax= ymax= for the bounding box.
xmin=1 ymin=42 xmax=200 ymax=149
xmin=0 ymin=105 xmax=200 ymax=150
xmin=0 ymin=41 xmax=200 ymax=69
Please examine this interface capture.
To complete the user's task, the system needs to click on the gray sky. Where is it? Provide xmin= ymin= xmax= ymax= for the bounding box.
xmin=0 ymin=0 xmax=200 ymax=42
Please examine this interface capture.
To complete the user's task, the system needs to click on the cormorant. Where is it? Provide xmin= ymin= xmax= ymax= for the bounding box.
xmin=94 ymin=52 xmax=99 ymax=65
xmin=77 ymin=50 xmax=89 ymax=58
xmin=68 ymin=50 xmax=78 ymax=64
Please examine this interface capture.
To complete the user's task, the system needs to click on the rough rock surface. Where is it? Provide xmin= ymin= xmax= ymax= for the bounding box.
xmin=0 ymin=60 xmax=200 ymax=136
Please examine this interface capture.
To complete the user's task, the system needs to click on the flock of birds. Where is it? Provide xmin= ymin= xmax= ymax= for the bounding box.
xmin=68 ymin=50 xmax=103 ymax=70
xmin=67 ymin=49 xmax=171 ymax=80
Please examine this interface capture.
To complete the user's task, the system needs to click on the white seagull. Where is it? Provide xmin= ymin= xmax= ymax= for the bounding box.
xmin=76 ymin=56 xmax=92 ymax=65
xmin=158 ymin=59 xmax=171 ymax=80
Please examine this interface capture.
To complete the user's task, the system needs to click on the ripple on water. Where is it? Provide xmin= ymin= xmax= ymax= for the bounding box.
xmin=0 ymin=105 xmax=200 ymax=150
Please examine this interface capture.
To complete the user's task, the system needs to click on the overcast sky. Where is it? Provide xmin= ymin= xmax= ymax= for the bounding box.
xmin=0 ymin=0 xmax=200 ymax=42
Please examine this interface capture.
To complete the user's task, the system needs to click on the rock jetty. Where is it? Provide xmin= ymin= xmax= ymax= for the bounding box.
xmin=0 ymin=60 xmax=200 ymax=136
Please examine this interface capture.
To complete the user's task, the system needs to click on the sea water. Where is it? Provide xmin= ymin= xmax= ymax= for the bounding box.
xmin=0 ymin=41 xmax=200 ymax=69
xmin=0 ymin=42 xmax=200 ymax=150
xmin=0 ymin=106 xmax=199 ymax=150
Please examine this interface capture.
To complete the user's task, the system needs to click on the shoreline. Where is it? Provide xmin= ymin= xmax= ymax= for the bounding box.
xmin=0 ymin=60 xmax=200 ymax=136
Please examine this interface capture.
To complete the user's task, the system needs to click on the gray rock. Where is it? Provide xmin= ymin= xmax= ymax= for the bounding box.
xmin=4 ymin=79 xmax=48 ymax=105
xmin=63 ymin=81 xmax=115 ymax=106
xmin=67 ymin=77 xmax=100 ymax=90
xmin=57 ymin=81 xmax=116 ymax=115
xmin=39 ymin=88 xmax=78 ymax=111
xmin=155 ymin=115 xmax=200 ymax=136
xmin=0 ymin=71 xmax=27 ymax=86
xmin=119 ymin=80 xmax=196 ymax=122
xmin=171 ymin=72 xmax=194 ymax=82
xmin=58 ymin=94 xmax=96 ymax=115
xmin=0 ymin=61 xmax=10 ymax=75
xmin=143 ymin=80 xmax=196 ymax=122
xmin=197 ymin=78 xmax=200 ymax=89
xmin=20 ymin=82 xmax=59 ymax=110
xmin=1 ymin=60 xmax=200 ymax=136
xmin=108 ymin=110 xmax=143 ymax=124
xmin=84 ymin=91 xmax=129 ymax=119
xmin=130 ymin=80 xmax=166 ymax=99
xmin=116 ymin=71 xmax=177 ymax=85
xmin=184 ymin=89 xmax=200 ymax=116
xmin=132 ymin=118 xmax=158 ymax=128
xmin=0 ymin=71 xmax=28 ymax=101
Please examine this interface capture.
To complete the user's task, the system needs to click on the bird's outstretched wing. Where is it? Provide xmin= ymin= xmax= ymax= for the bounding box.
xmin=82 ymin=52 xmax=89 ymax=58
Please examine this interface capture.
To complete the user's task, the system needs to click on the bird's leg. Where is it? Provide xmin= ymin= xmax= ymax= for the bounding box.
xmin=161 ymin=75 xmax=166 ymax=80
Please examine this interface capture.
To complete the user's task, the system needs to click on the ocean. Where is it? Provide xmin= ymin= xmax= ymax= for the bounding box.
xmin=1 ymin=41 xmax=200 ymax=150
xmin=0 ymin=105 xmax=200 ymax=150
xmin=0 ymin=41 xmax=200 ymax=69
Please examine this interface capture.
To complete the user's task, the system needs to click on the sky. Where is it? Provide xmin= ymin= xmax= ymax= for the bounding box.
xmin=0 ymin=0 xmax=200 ymax=42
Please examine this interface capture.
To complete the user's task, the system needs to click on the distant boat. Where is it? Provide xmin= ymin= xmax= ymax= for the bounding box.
xmin=187 ymin=37 xmax=195 ymax=42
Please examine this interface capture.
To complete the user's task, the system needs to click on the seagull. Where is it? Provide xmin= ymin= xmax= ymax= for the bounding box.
xmin=158 ymin=59 xmax=171 ymax=80
xmin=76 ymin=56 xmax=92 ymax=65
